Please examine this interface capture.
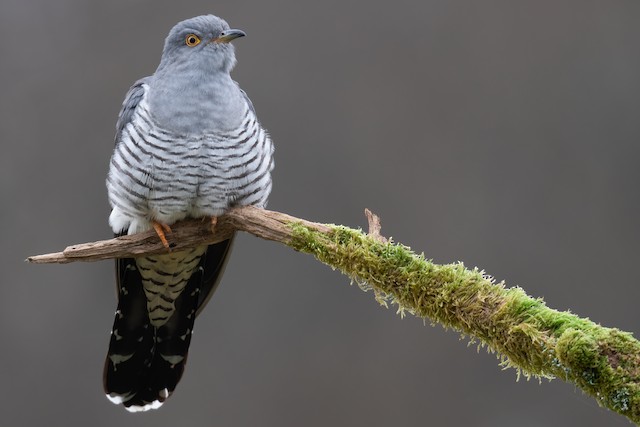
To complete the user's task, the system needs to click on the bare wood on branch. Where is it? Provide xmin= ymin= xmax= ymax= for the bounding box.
xmin=27 ymin=207 xmax=329 ymax=264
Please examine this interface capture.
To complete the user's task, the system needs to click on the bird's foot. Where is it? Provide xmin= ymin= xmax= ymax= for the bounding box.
xmin=210 ymin=216 xmax=218 ymax=233
xmin=152 ymin=221 xmax=173 ymax=249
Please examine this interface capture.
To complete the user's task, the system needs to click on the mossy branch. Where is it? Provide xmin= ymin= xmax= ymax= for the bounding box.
xmin=27 ymin=206 xmax=640 ymax=424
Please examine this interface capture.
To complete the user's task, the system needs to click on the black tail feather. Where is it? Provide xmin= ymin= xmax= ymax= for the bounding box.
xmin=103 ymin=237 xmax=234 ymax=411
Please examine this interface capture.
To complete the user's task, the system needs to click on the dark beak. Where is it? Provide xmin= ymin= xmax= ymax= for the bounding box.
xmin=213 ymin=29 xmax=246 ymax=43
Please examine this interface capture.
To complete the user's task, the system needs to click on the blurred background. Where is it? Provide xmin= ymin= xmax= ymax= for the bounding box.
xmin=2 ymin=0 xmax=640 ymax=425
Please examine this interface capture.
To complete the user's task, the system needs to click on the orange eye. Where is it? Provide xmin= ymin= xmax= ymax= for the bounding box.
xmin=185 ymin=34 xmax=201 ymax=47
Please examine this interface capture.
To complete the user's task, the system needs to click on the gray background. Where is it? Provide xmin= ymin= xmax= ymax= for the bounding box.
xmin=2 ymin=0 xmax=639 ymax=425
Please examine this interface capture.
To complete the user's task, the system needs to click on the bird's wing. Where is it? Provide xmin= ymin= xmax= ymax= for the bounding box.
xmin=234 ymin=80 xmax=256 ymax=115
xmin=115 ymin=77 xmax=151 ymax=143
xmin=195 ymin=235 xmax=235 ymax=315
xmin=111 ymin=77 xmax=151 ymax=298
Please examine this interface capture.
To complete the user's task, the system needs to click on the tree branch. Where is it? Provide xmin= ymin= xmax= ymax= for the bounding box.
xmin=27 ymin=206 xmax=640 ymax=424
xmin=27 ymin=207 xmax=330 ymax=263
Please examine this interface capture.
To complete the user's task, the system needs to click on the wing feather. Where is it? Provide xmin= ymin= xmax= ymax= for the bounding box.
xmin=115 ymin=77 xmax=151 ymax=144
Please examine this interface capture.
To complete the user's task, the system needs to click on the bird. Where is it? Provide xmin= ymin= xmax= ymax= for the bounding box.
xmin=103 ymin=14 xmax=274 ymax=412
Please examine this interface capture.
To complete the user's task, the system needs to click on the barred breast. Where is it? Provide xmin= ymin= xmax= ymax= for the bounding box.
xmin=106 ymin=86 xmax=274 ymax=236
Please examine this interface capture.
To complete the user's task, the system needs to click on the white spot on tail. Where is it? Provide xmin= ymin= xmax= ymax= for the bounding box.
xmin=125 ymin=399 xmax=163 ymax=412
xmin=161 ymin=354 xmax=184 ymax=367
xmin=106 ymin=391 xmax=133 ymax=405
xmin=109 ymin=353 xmax=134 ymax=370
xmin=180 ymin=328 xmax=191 ymax=340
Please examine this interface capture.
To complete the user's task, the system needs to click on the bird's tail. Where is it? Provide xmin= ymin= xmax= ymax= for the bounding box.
xmin=103 ymin=238 xmax=234 ymax=412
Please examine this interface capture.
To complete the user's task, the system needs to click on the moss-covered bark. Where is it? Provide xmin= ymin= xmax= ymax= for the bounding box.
xmin=290 ymin=223 xmax=640 ymax=424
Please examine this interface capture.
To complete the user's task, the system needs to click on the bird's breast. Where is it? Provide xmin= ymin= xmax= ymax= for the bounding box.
xmin=108 ymin=97 xmax=273 ymax=228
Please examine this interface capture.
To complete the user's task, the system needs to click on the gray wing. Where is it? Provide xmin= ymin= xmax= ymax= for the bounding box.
xmin=115 ymin=77 xmax=151 ymax=143
xmin=234 ymin=80 xmax=256 ymax=115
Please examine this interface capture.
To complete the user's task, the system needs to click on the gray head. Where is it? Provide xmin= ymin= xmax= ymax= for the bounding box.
xmin=147 ymin=15 xmax=248 ymax=133
xmin=156 ymin=15 xmax=245 ymax=75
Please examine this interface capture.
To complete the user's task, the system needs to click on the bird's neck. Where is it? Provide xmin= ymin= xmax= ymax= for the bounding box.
xmin=147 ymin=68 xmax=245 ymax=135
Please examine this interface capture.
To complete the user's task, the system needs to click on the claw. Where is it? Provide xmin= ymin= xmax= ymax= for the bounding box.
xmin=152 ymin=221 xmax=172 ymax=249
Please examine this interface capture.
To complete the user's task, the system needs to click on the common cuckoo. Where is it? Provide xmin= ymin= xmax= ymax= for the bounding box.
xmin=104 ymin=14 xmax=274 ymax=412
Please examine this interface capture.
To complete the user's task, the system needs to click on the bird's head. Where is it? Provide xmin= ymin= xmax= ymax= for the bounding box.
xmin=157 ymin=15 xmax=245 ymax=75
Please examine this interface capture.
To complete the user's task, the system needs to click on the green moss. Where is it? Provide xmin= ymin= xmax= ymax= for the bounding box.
xmin=287 ymin=221 xmax=640 ymax=424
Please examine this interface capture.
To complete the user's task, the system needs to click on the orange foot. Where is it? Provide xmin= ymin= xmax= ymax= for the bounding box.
xmin=152 ymin=221 xmax=173 ymax=249
xmin=210 ymin=216 xmax=218 ymax=233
